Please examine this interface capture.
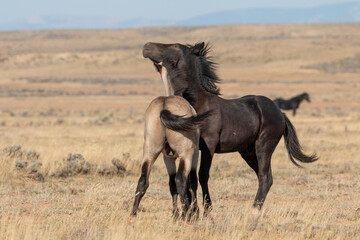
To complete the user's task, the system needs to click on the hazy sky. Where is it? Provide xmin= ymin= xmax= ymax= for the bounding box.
xmin=1 ymin=0 xmax=355 ymax=23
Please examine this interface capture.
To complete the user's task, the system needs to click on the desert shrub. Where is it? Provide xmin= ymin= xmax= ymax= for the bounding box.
xmin=1 ymin=145 xmax=44 ymax=181
xmin=15 ymin=159 xmax=44 ymax=182
xmin=96 ymin=157 xmax=127 ymax=176
xmin=50 ymin=153 xmax=93 ymax=178
xmin=2 ymin=146 xmax=130 ymax=180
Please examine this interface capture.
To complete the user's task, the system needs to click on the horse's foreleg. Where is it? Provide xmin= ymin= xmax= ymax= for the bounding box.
xmin=175 ymin=155 xmax=192 ymax=220
xmin=198 ymin=140 xmax=216 ymax=216
xmin=163 ymin=154 xmax=179 ymax=219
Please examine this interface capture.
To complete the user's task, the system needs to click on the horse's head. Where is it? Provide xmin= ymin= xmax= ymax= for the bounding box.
xmin=303 ymin=92 xmax=311 ymax=102
xmin=143 ymin=42 xmax=220 ymax=96
xmin=143 ymin=42 xmax=204 ymax=69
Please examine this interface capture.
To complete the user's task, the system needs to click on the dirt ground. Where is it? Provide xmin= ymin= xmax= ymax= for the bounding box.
xmin=0 ymin=24 xmax=359 ymax=239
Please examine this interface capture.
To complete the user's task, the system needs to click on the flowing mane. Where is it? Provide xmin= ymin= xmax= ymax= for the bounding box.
xmin=188 ymin=43 xmax=221 ymax=95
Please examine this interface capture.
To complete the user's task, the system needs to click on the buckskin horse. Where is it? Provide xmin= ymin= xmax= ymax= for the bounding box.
xmin=274 ymin=92 xmax=311 ymax=116
xmin=143 ymin=42 xmax=318 ymax=214
xmin=131 ymin=95 xmax=210 ymax=220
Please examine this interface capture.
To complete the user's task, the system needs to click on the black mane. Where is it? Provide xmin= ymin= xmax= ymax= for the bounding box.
xmin=188 ymin=43 xmax=221 ymax=95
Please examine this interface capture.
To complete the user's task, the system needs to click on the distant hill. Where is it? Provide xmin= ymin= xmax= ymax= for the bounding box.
xmin=178 ymin=2 xmax=360 ymax=25
xmin=0 ymin=16 xmax=174 ymax=31
xmin=1 ymin=2 xmax=359 ymax=31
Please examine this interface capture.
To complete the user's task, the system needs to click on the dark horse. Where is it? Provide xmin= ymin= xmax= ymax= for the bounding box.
xmin=274 ymin=93 xmax=311 ymax=116
xmin=143 ymin=42 xmax=318 ymax=214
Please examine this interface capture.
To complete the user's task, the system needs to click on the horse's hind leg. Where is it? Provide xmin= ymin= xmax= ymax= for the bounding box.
xmin=187 ymin=145 xmax=199 ymax=220
xmin=163 ymin=154 xmax=179 ymax=219
xmin=240 ymin=144 xmax=258 ymax=174
xmin=240 ymin=136 xmax=280 ymax=210
xmin=131 ymin=150 xmax=162 ymax=216
xmin=252 ymin=137 xmax=281 ymax=210
xmin=175 ymin=154 xmax=192 ymax=220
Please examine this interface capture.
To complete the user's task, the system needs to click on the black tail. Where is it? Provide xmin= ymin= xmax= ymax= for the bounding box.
xmin=283 ymin=114 xmax=318 ymax=167
xmin=160 ymin=110 xmax=211 ymax=131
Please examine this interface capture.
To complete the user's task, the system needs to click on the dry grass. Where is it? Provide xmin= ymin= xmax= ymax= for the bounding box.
xmin=0 ymin=24 xmax=360 ymax=239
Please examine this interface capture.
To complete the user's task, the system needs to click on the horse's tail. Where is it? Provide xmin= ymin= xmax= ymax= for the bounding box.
xmin=160 ymin=110 xmax=211 ymax=131
xmin=283 ymin=113 xmax=318 ymax=167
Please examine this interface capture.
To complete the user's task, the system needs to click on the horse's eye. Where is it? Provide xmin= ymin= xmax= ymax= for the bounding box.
xmin=173 ymin=59 xmax=179 ymax=67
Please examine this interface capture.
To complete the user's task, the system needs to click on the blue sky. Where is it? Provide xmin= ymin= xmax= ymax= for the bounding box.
xmin=1 ymin=0 xmax=355 ymax=23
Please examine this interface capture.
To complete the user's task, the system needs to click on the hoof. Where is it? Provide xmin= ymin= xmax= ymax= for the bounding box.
xmin=250 ymin=206 xmax=261 ymax=216
xmin=203 ymin=204 xmax=213 ymax=218
xmin=246 ymin=206 xmax=263 ymax=231
xmin=172 ymin=209 xmax=180 ymax=221
xmin=187 ymin=206 xmax=200 ymax=223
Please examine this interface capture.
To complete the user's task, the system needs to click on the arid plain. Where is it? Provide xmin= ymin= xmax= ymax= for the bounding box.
xmin=0 ymin=24 xmax=360 ymax=239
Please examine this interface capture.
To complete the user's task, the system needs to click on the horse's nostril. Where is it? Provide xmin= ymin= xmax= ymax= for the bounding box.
xmin=143 ymin=48 xmax=151 ymax=58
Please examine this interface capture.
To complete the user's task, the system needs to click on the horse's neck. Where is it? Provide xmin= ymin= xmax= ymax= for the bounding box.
xmin=297 ymin=95 xmax=306 ymax=102
xmin=292 ymin=95 xmax=302 ymax=103
xmin=160 ymin=66 xmax=174 ymax=96
xmin=159 ymin=67 xmax=211 ymax=110
xmin=190 ymin=90 xmax=216 ymax=113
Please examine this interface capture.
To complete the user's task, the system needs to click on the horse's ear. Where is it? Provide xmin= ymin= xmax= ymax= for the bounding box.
xmin=192 ymin=42 xmax=205 ymax=55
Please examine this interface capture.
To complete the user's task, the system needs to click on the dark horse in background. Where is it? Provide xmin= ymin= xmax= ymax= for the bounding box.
xmin=143 ymin=42 xmax=318 ymax=214
xmin=274 ymin=93 xmax=311 ymax=116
